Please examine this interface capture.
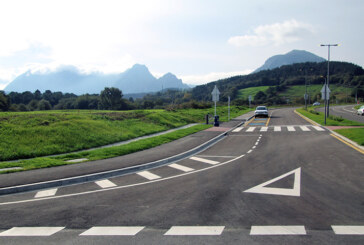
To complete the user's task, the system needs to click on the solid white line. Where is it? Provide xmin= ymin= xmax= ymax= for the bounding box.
xmin=260 ymin=127 xmax=268 ymax=132
xmin=80 ymin=226 xmax=145 ymax=236
xmin=137 ymin=171 xmax=161 ymax=180
xmin=165 ymin=226 xmax=225 ymax=236
xmin=95 ymin=179 xmax=117 ymax=189
xmin=331 ymin=226 xmax=364 ymax=235
xmin=168 ymin=163 xmax=194 ymax=172
xmin=190 ymin=157 xmax=219 ymax=165
xmin=0 ymin=227 xmax=65 ymax=236
xmin=232 ymin=127 xmax=244 ymax=132
xmin=287 ymin=126 xmax=295 ymax=132
xmin=246 ymin=127 xmax=256 ymax=132
xmin=300 ymin=126 xmax=310 ymax=131
xmin=312 ymin=126 xmax=325 ymax=131
xmin=34 ymin=188 xmax=58 ymax=198
xmin=274 ymin=126 xmax=281 ymax=132
xmin=250 ymin=226 xmax=306 ymax=235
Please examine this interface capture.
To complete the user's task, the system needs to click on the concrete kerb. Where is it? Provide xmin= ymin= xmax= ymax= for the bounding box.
xmin=0 ymin=116 xmax=252 ymax=196
xmin=294 ymin=109 xmax=364 ymax=153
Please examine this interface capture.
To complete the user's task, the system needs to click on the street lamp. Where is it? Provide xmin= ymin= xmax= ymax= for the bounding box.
xmin=320 ymin=43 xmax=339 ymax=117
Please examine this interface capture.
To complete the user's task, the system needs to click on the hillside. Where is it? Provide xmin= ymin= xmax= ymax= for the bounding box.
xmin=191 ymin=61 xmax=364 ymax=103
xmin=4 ymin=64 xmax=189 ymax=95
xmin=254 ymin=50 xmax=326 ymax=73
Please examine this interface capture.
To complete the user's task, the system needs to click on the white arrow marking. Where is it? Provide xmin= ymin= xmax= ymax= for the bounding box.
xmin=244 ymin=168 xmax=301 ymax=196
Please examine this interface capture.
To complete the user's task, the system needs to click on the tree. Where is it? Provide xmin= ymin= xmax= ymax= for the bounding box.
xmin=100 ymin=87 xmax=123 ymax=110
xmin=0 ymin=91 xmax=9 ymax=111
xmin=38 ymin=99 xmax=52 ymax=110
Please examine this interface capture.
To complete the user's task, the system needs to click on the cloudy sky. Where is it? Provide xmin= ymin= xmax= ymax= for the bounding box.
xmin=0 ymin=0 xmax=363 ymax=89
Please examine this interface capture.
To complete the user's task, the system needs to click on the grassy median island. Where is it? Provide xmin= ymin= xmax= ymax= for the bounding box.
xmin=0 ymin=106 xmax=251 ymax=163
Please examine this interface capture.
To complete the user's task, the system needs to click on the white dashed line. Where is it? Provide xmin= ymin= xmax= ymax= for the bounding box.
xmin=80 ymin=226 xmax=145 ymax=236
xmin=168 ymin=163 xmax=194 ymax=172
xmin=190 ymin=157 xmax=219 ymax=165
xmin=247 ymin=150 xmax=253 ymax=154
xmin=95 ymin=179 xmax=117 ymax=189
xmin=165 ymin=226 xmax=225 ymax=236
xmin=250 ymin=226 xmax=306 ymax=235
xmin=137 ymin=171 xmax=161 ymax=180
xmin=331 ymin=226 xmax=364 ymax=235
xmin=34 ymin=188 xmax=58 ymax=198
xmin=0 ymin=227 xmax=65 ymax=236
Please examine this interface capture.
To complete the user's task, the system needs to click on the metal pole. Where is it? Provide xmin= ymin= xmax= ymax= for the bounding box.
xmin=214 ymin=101 xmax=217 ymax=117
xmin=327 ymin=45 xmax=330 ymax=117
xmin=324 ymin=81 xmax=327 ymax=125
xmin=228 ymin=96 xmax=230 ymax=121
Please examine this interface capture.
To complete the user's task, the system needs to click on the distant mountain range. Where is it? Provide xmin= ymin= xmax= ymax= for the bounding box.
xmin=253 ymin=50 xmax=326 ymax=73
xmin=5 ymin=64 xmax=190 ymax=94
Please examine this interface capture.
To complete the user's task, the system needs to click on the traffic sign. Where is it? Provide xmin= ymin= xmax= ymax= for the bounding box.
xmin=211 ymin=85 xmax=220 ymax=102
xmin=321 ymin=84 xmax=331 ymax=101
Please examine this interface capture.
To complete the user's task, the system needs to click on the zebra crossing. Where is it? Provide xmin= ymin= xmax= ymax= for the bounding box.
xmin=0 ymin=225 xmax=363 ymax=237
xmin=232 ymin=125 xmax=326 ymax=133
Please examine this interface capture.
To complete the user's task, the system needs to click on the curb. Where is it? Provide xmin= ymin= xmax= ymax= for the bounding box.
xmin=294 ymin=109 xmax=364 ymax=154
xmin=0 ymin=117 xmax=251 ymax=196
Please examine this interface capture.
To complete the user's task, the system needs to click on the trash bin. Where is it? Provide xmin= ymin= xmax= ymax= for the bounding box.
xmin=214 ymin=115 xmax=219 ymax=127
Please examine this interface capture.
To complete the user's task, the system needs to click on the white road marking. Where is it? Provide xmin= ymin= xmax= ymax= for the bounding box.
xmin=331 ymin=226 xmax=364 ymax=235
xmin=165 ymin=226 xmax=225 ymax=236
xmin=247 ymin=150 xmax=253 ymax=154
xmin=34 ymin=188 xmax=58 ymax=198
xmin=137 ymin=171 xmax=161 ymax=180
xmin=260 ymin=127 xmax=268 ymax=132
xmin=244 ymin=168 xmax=301 ymax=196
xmin=274 ymin=126 xmax=281 ymax=132
xmin=168 ymin=163 xmax=194 ymax=172
xmin=255 ymin=142 xmax=259 ymax=146
xmin=246 ymin=127 xmax=256 ymax=132
xmin=252 ymin=146 xmax=256 ymax=149
xmin=0 ymin=227 xmax=65 ymax=236
xmin=95 ymin=179 xmax=117 ymax=189
xmin=312 ymin=126 xmax=325 ymax=131
xmin=250 ymin=226 xmax=306 ymax=235
xmin=287 ymin=126 xmax=295 ymax=132
xmin=190 ymin=157 xmax=219 ymax=165
xmin=232 ymin=127 xmax=244 ymax=132
xmin=65 ymin=158 xmax=88 ymax=163
xmin=80 ymin=226 xmax=145 ymax=236
xmin=300 ymin=126 xmax=310 ymax=131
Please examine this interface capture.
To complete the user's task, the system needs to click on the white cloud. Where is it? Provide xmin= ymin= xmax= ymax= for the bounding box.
xmin=180 ymin=70 xmax=253 ymax=85
xmin=228 ymin=19 xmax=314 ymax=47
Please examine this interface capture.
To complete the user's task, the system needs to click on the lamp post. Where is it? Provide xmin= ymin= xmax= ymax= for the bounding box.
xmin=320 ymin=43 xmax=339 ymax=117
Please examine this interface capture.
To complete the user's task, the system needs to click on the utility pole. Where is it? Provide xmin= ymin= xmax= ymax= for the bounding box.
xmin=321 ymin=44 xmax=339 ymax=117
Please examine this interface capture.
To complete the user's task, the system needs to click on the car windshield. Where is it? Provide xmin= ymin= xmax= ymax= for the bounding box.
xmin=256 ymin=106 xmax=267 ymax=110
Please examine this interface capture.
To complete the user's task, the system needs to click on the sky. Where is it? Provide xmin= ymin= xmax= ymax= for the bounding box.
xmin=0 ymin=0 xmax=363 ymax=89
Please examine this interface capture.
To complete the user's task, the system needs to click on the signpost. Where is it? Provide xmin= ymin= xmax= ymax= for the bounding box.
xmin=321 ymin=83 xmax=331 ymax=125
xmin=212 ymin=85 xmax=220 ymax=116
xmin=248 ymin=95 xmax=252 ymax=108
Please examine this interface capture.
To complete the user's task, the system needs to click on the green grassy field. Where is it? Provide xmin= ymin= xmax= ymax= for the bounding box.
xmin=237 ymin=86 xmax=270 ymax=99
xmin=0 ymin=106 xmax=251 ymax=161
xmin=334 ymin=128 xmax=364 ymax=146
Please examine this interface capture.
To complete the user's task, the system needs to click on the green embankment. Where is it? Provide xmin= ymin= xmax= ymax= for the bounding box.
xmin=0 ymin=106 xmax=251 ymax=163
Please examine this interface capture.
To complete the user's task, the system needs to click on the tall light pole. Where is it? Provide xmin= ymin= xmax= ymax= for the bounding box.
xmin=320 ymin=43 xmax=339 ymax=117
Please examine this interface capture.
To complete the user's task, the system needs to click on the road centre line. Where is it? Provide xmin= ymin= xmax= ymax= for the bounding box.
xmin=250 ymin=226 xmax=306 ymax=235
xmin=95 ymin=179 xmax=117 ymax=189
xmin=168 ymin=163 xmax=194 ymax=172
xmin=165 ymin=226 xmax=225 ymax=236
xmin=0 ymin=149 xmax=249 ymax=205
xmin=137 ymin=171 xmax=161 ymax=180
xmin=80 ymin=226 xmax=145 ymax=236
xmin=190 ymin=156 xmax=219 ymax=165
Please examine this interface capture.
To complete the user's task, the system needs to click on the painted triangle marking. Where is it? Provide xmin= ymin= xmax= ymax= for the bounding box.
xmin=244 ymin=168 xmax=301 ymax=196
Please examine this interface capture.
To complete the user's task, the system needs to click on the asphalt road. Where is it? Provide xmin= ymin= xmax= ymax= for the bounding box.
xmin=0 ymin=108 xmax=363 ymax=244
xmin=317 ymin=104 xmax=364 ymax=123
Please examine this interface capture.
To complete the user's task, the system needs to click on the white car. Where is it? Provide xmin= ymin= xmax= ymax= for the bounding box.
xmin=313 ymin=102 xmax=320 ymax=106
xmin=357 ymin=105 xmax=364 ymax=116
xmin=254 ymin=106 xmax=269 ymax=118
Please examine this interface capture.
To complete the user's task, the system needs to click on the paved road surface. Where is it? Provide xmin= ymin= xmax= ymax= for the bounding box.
xmin=0 ymin=108 xmax=363 ymax=244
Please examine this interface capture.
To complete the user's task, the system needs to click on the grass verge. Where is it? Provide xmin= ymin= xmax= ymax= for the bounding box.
xmin=0 ymin=124 xmax=211 ymax=173
xmin=333 ymin=128 xmax=364 ymax=146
